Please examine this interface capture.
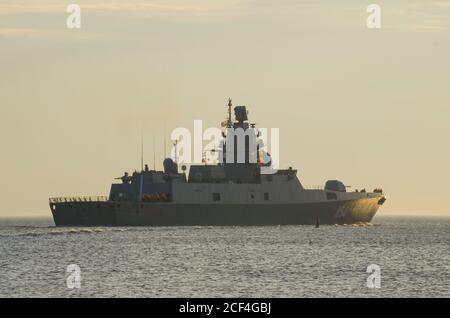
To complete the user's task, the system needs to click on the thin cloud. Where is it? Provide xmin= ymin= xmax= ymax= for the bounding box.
xmin=0 ymin=27 xmax=101 ymax=40
xmin=0 ymin=2 xmax=232 ymax=15
xmin=0 ymin=1 xmax=448 ymax=34
xmin=0 ymin=27 xmax=48 ymax=37
xmin=0 ymin=1 xmax=241 ymax=40
xmin=382 ymin=2 xmax=450 ymax=32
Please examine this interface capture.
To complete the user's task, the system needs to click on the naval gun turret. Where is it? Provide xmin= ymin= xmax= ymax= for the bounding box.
xmin=115 ymin=172 xmax=132 ymax=184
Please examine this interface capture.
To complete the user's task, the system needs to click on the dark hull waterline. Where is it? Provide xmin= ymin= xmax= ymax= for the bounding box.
xmin=51 ymin=197 xmax=381 ymax=226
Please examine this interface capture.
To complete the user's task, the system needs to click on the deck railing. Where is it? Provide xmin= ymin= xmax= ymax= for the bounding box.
xmin=49 ymin=196 xmax=109 ymax=203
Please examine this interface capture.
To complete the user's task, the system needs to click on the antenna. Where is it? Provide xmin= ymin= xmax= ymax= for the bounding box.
xmin=173 ymin=140 xmax=178 ymax=163
xmin=227 ymin=98 xmax=233 ymax=128
xmin=163 ymin=121 xmax=167 ymax=159
xmin=164 ymin=135 xmax=167 ymax=159
xmin=153 ymin=132 xmax=156 ymax=171
xmin=141 ymin=131 xmax=144 ymax=172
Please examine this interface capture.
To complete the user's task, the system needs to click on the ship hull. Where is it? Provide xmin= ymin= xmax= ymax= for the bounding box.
xmin=50 ymin=197 xmax=382 ymax=226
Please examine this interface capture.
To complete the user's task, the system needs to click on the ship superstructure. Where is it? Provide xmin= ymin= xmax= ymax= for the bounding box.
xmin=50 ymin=99 xmax=386 ymax=226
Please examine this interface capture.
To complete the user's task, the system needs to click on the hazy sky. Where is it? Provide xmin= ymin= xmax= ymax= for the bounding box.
xmin=1 ymin=0 xmax=449 ymax=216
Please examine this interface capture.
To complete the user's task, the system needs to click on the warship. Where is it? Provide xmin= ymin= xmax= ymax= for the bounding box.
xmin=49 ymin=99 xmax=386 ymax=226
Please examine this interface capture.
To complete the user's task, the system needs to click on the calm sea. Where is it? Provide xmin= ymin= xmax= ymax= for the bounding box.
xmin=0 ymin=216 xmax=449 ymax=298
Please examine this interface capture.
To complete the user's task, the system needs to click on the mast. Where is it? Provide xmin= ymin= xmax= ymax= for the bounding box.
xmin=164 ymin=131 xmax=167 ymax=159
xmin=163 ymin=121 xmax=167 ymax=159
xmin=153 ymin=133 xmax=156 ymax=170
xmin=227 ymin=98 xmax=233 ymax=128
xmin=141 ymin=132 xmax=144 ymax=172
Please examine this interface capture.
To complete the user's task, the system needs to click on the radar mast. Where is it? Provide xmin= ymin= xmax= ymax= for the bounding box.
xmin=227 ymin=98 xmax=233 ymax=128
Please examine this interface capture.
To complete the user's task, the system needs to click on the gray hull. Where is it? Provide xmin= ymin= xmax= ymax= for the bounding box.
xmin=50 ymin=197 xmax=381 ymax=226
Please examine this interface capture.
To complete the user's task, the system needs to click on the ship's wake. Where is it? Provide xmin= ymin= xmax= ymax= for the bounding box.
xmin=10 ymin=228 xmax=108 ymax=238
xmin=334 ymin=222 xmax=378 ymax=227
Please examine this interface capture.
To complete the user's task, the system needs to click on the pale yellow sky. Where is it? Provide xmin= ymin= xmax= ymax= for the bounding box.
xmin=0 ymin=0 xmax=449 ymax=216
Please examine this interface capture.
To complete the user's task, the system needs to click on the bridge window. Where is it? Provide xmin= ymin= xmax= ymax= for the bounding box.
xmin=326 ymin=192 xmax=337 ymax=200
xmin=213 ymin=193 xmax=221 ymax=201
xmin=264 ymin=193 xmax=270 ymax=200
